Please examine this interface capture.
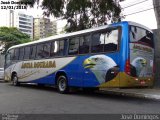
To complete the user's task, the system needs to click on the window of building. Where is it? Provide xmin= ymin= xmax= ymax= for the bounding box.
xmin=19 ymin=29 xmax=31 ymax=33
xmin=68 ymin=37 xmax=79 ymax=55
xmin=19 ymin=25 xmax=32 ymax=29
xmin=19 ymin=21 xmax=31 ymax=25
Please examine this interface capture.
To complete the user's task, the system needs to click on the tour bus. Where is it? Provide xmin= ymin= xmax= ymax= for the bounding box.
xmin=4 ymin=21 xmax=154 ymax=93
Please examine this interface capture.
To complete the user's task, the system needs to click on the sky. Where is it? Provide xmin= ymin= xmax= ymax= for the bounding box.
xmin=120 ymin=0 xmax=157 ymax=29
xmin=0 ymin=0 xmax=157 ymax=33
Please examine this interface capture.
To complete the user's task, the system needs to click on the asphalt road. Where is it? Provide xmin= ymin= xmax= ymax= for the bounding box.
xmin=0 ymin=82 xmax=160 ymax=114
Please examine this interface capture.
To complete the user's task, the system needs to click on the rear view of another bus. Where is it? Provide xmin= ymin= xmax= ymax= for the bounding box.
xmin=121 ymin=22 xmax=154 ymax=87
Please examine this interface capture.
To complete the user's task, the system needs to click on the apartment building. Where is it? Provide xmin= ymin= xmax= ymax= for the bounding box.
xmin=34 ymin=18 xmax=57 ymax=40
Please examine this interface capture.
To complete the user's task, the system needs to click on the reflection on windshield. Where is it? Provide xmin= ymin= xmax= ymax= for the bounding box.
xmin=130 ymin=26 xmax=154 ymax=48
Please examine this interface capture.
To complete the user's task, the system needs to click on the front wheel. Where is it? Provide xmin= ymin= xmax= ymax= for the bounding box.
xmin=12 ymin=74 xmax=20 ymax=86
xmin=57 ymin=75 xmax=69 ymax=94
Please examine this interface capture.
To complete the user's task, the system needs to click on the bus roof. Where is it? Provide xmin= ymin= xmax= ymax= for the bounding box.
xmin=8 ymin=21 xmax=152 ymax=51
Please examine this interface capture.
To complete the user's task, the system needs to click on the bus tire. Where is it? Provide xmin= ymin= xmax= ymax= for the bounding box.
xmin=57 ymin=75 xmax=69 ymax=94
xmin=12 ymin=74 xmax=20 ymax=86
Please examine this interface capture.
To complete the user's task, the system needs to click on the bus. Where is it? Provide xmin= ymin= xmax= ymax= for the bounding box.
xmin=4 ymin=21 xmax=154 ymax=93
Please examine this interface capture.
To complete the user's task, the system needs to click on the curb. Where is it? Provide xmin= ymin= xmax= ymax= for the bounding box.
xmin=99 ymin=89 xmax=160 ymax=101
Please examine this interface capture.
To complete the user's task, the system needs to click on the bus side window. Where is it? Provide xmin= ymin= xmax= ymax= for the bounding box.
xmin=36 ymin=44 xmax=44 ymax=59
xmin=57 ymin=40 xmax=64 ymax=56
xmin=19 ymin=47 xmax=24 ymax=60
xmin=10 ymin=49 xmax=14 ymax=61
xmin=24 ymin=46 xmax=30 ymax=60
xmin=79 ymin=35 xmax=90 ymax=54
xmin=91 ymin=33 xmax=104 ymax=53
xmin=43 ymin=42 xmax=51 ymax=58
xmin=50 ymin=41 xmax=60 ymax=57
xmin=104 ymin=29 xmax=118 ymax=52
xmin=30 ymin=45 xmax=36 ymax=59
xmin=5 ymin=49 xmax=14 ymax=67
xmin=68 ymin=37 xmax=79 ymax=55
xmin=14 ymin=48 xmax=19 ymax=60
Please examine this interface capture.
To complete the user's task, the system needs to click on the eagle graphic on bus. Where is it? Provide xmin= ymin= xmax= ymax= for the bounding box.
xmin=131 ymin=57 xmax=147 ymax=77
xmin=83 ymin=55 xmax=119 ymax=84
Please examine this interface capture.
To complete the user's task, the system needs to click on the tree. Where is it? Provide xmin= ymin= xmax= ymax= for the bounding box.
xmin=0 ymin=27 xmax=31 ymax=54
xmin=20 ymin=0 xmax=123 ymax=32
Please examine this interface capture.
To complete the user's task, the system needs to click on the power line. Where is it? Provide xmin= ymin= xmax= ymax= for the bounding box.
xmin=55 ymin=1 xmax=157 ymax=30
xmin=55 ymin=0 xmax=152 ymax=21
xmin=122 ymin=0 xmax=150 ymax=9
xmin=53 ymin=0 xmax=152 ymax=22
xmin=124 ymin=5 xmax=159 ymax=16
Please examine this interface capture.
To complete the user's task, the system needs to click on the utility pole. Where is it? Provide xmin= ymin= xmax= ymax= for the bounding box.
xmin=153 ymin=0 xmax=160 ymax=28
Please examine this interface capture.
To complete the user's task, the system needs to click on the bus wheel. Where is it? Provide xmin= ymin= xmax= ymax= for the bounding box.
xmin=57 ymin=75 xmax=69 ymax=94
xmin=12 ymin=74 xmax=20 ymax=86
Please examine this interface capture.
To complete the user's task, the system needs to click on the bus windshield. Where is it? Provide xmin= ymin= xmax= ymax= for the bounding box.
xmin=130 ymin=26 xmax=154 ymax=48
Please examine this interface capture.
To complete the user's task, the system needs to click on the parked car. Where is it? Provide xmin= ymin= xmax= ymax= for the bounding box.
xmin=0 ymin=68 xmax=4 ymax=80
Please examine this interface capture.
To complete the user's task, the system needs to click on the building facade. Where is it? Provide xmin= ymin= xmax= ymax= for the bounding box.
xmin=18 ymin=13 xmax=33 ymax=39
xmin=15 ymin=12 xmax=33 ymax=39
xmin=0 ymin=10 xmax=34 ymax=39
xmin=34 ymin=18 xmax=57 ymax=40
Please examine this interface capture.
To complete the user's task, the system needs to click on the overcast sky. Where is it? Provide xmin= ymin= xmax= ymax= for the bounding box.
xmin=0 ymin=0 xmax=157 ymax=32
xmin=120 ymin=0 xmax=157 ymax=29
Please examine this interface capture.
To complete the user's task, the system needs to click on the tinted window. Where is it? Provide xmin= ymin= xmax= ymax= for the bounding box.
xmin=43 ymin=42 xmax=51 ymax=58
xmin=104 ymin=29 xmax=119 ymax=52
xmin=36 ymin=44 xmax=44 ymax=59
xmin=30 ymin=45 xmax=36 ymax=59
xmin=19 ymin=47 xmax=24 ymax=60
xmin=5 ymin=49 xmax=14 ymax=67
xmin=24 ymin=46 xmax=30 ymax=60
xmin=10 ymin=49 xmax=14 ymax=60
xmin=57 ymin=40 xmax=64 ymax=56
xmin=91 ymin=28 xmax=119 ymax=53
xmin=68 ymin=37 xmax=79 ymax=55
xmin=14 ymin=49 xmax=19 ymax=60
xmin=91 ymin=33 xmax=104 ymax=53
xmin=79 ymin=35 xmax=90 ymax=54
xmin=130 ymin=26 xmax=154 ymax=48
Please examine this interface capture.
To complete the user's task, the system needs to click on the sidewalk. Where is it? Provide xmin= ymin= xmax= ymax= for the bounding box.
xmin=99 ymin=88 xmax=160 ymax=100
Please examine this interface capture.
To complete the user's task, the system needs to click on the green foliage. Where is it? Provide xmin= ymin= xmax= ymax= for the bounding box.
xmin=0 ymin=27 xmax=31 ymax=54
xmin=20 ymin=0 xmax=123 ymax=32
